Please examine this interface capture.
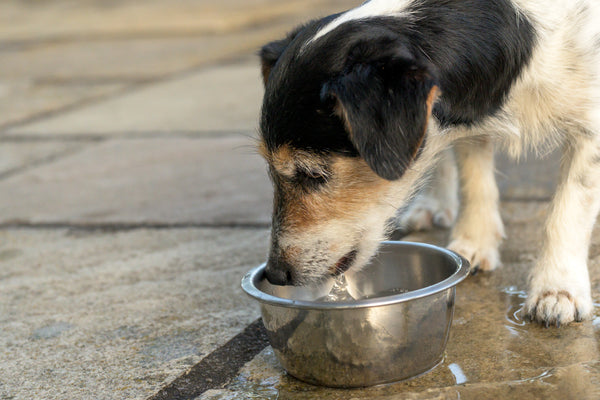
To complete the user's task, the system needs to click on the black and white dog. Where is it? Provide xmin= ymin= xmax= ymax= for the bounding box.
xmin=257 ymin=0 xmax=600 ymax=326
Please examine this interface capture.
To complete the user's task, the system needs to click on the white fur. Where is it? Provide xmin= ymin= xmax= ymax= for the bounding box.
xmin=441 ymin=0 xmax=599 ymax=323
xmin=447 ymin=137 xmax=505 ymax=272
xmin=308 ymin=0 xmax=410 ymax=44
xmin=524 ymin=134 xmax=600 ymax=323
xmin=396 ymin=148 xmax=459 ymax=230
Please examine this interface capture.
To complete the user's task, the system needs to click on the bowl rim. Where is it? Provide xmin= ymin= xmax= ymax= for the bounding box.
xmin=241 ymin=241 xmax=470 ymax=310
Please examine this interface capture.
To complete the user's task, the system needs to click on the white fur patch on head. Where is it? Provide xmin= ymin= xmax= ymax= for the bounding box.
xmin=307 ymin=0 xmax=410 ymax=45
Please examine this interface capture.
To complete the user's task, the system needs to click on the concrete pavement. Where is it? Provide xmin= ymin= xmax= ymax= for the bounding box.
xmin=0 ymin=1 xmax=599 ymax=399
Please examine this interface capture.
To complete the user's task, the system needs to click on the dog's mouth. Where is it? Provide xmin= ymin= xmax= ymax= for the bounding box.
xmin=331 ymin=250 xmax=358 ymax=276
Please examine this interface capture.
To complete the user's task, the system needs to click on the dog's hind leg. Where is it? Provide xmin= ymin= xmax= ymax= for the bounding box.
xmin=395 ymin=148 xmax=459 ymax=231
xmin=525 ymin=132 xmax=600 ymax=325
xmin=447 ymin=136 xmax=505 ymax=272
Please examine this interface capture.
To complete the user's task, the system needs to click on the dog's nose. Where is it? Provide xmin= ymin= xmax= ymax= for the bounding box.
xmin=264 ymin=259 xmax=294 ymax=285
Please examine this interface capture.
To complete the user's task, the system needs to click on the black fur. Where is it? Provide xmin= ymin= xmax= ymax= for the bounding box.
xmin=321 ymin=53 xmax=437 ymax=179
xmin=404 ymin=0 xmax=537 ymax=125
xmin=259 ymin=0 xmax=537 ymax=179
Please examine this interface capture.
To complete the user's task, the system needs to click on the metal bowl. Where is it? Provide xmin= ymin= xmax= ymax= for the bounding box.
xmin=241 ymin=241 xmax=470 ymax=387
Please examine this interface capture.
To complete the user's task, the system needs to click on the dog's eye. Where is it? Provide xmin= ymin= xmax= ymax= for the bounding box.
xmin=294 ymin=169 xmax=328 ymax=191
xmin=316 ymin=93 xmax=337 ymax=116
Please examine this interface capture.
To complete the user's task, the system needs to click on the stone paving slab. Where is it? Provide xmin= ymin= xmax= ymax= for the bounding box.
xmin=0 ymin=141 xmax=81 ymax=177
xmin=0 ymin=136 xmax=272 ymax=226
xmin=195 ymin=201 xmax=600 ymax=400
xmin=7 ymin=61 xmax=264 ymax=135
xmin=0 ymin=227 xmax=268 ymax=400
xmin=0 ymin=0 xmax=352 ymax=43
xmin=0 ymin=80 xmax=125 ymax=131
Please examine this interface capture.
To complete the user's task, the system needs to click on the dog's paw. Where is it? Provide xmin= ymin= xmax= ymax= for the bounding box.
xmin=525 ymin=287 xmax=593 ymax=326
xmin=447 ymin=237 xmax=501 ymax=272
xmin=398 ymin=195 xmax=457 ymax=231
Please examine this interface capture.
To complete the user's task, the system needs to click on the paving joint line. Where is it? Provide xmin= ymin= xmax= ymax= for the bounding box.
xmin=33 ymin=76 xmax=156 ymax=85
xmin=0 ymin=141 xmax=103 ymax=181
xmin=0 ymin=130 xmax=257 ymax=142
xmin=500 ymin=196 xmax=551 ymax=202
xmin=0 ymin=222 xmax=271 ymax=232
xmin=147 ymin=319 xmax=269 ymax=400
xmin=0 ymin=83 xmax=143 ymax=134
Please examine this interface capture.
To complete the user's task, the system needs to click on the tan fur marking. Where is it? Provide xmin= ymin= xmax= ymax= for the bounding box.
xmin=270 ymin=144 xmax=330 ymax=178
xmin=271 ymin=144 xmax=296 ymax=178
xmin=261 ymin=63 xmax=272 ymax=85
xmin=333 ymin=100 xmax=353 ymax=136
xmin=412 ymin=85 xmax=439 ymax=159
xmin=260 ymin=143 xmax=393 ymax=233
xmin=426 ymin=86 xmax=439 ymax=119
xmin=257 ymin=140 xmax=269 ymax=160
xmin=282 ymin=155 xmax=391 ymax=229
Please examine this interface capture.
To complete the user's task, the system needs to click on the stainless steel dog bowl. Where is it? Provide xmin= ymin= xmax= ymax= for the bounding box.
xmin=241 ymin=241 xmax=470 ymax=387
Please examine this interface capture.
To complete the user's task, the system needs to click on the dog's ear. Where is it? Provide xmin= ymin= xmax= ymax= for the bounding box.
xmin=259 ymin=25 xmax=306 ymax=85
xmin=322 ymin=47 xmax=439 ymax=180
xmin=259 ymin=38 xmax=289 ymax=85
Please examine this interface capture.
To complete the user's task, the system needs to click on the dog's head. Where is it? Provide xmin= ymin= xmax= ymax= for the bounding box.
xmin=258 ymin=19 xmax=440 ymax=285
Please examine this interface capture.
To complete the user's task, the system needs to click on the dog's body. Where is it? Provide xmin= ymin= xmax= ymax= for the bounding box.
xmin=258 ymin=0 xmax=600 ymax=325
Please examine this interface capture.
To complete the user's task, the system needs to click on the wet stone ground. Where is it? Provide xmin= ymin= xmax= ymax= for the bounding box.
xmin=196 ymin=201 xmax=600 ymax=400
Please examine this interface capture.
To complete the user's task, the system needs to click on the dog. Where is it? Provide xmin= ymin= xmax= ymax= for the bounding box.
xmin=257 ymin=0 xmax=600 ymax=326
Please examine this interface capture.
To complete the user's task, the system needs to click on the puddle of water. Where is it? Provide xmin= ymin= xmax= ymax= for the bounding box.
xmin=447 ymin=363 xmax=467 ymax=385
xmin=502 ymin=286 xmax=528 ymax=337
xmin=503 ymin=287 xmax=600 ymax=331
xmin=225 ymin=375 xmax=279 ymax=400
xmin=517 ymin=369 xmax=553 ymax=384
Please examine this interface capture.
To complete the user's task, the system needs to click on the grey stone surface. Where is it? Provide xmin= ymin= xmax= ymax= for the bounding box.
xmin=0 ymin=227 xmax=268 ymax=400
xmin=496 ymin=151 xmax=560 ymax=200
xmin=0 ymin=136 xmax=272 ymax=225
xmin=7 ymin=61 xmax=264 ymax=135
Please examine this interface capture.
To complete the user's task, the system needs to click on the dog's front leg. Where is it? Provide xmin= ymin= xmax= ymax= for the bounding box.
xmin=448 ymin=136 xmax=505 ymax=271
xmin=525 ymin=135 xmax=599 ymax=325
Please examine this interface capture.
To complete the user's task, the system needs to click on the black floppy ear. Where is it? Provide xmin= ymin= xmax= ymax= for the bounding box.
xmin=322 ymin=53 xmax=439 ymax=180
xmin=259 ymin=25 xmax=306 ymax=85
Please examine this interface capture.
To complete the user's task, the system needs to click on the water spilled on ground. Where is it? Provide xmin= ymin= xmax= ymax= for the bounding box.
xmin=202 ymin=281 xmax=600 ymax=400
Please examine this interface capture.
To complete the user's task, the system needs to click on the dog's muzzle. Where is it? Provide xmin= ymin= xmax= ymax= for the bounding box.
xmin=265 ymin=258 xmax=295 ymax=286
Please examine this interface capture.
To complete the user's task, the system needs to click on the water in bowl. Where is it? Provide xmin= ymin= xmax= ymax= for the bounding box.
xmin=317 ymin=275 xmax=357 ymax=302
xmin=318 ymin=275 xmax=408 ymax=302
